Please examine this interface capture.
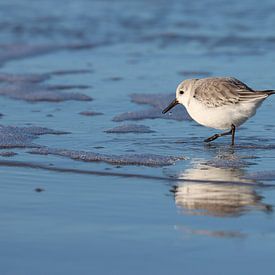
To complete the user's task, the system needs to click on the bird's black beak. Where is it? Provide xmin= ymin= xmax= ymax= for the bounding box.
xmin=162 ymin=99 xmax=179 ymax=114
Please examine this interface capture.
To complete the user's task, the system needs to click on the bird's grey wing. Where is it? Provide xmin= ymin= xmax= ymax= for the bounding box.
xmin=193 ymin=77 xmax=268 ymax=108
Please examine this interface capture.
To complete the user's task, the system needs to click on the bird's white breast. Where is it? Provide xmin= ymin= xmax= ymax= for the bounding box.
xmin=184 ymin=97 xmax=262 ymax=130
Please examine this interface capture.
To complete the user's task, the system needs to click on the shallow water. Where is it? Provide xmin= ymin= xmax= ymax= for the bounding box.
xmin=1 ymin=0 xmax=275 ymax=274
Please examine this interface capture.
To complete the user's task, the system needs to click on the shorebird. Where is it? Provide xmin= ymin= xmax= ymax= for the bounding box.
xmin=162 ymin=77 xmax=275 ymax=145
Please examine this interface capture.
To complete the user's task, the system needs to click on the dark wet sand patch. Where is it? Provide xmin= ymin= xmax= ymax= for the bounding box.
xmin=204 ymin=159 xmax=250 ymax=169
xmin=105 ymin=124 xmax=155 ymax=133
xmin=0 ymin=124 xmax=68 ymax=149
xmin=236 ymin=144 xmax=275 ymax=150
xmin=0 ymin=44 xmax=61 ymax=65
xmin=0 ymin=73 xmax=49 ymax=83
xmin=49 ymin=69 xmax=93 ymax=76
xmin=48 ymin=84 xmax=91 ymax=90
xmin=200 ymin=139 xmax=275 ymax=150
xmin=105 ymin=76 xmax=123 ymax=81
xmin=0 ymin=71 xmax=92 ymax=102
xmin=29 ymin=147 xmax=186 ymax=167
xmin=79 ymin=111 xmax=103 ymax=116
xmin=0 ymin=84 xmax=92 ymax=102
xmin=0 ymin=43 xmax=100 ymax=66
xmin=205 ymin=154 xmax=257 ymax=168
xmin=113 ymin=93 xmax=189 ymax=121
xmin=0 ymin=151 xmax=17 ymax=157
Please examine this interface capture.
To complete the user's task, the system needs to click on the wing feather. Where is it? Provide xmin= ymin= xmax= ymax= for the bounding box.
xmin=193 ymin=77 xmax=268 ymax=108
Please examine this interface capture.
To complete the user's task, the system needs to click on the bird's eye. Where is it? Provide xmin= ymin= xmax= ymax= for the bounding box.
xmin=179 ymin=90 xmax=184 ymax=95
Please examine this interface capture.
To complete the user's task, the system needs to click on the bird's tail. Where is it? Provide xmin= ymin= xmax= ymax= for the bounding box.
xmin=259 ymin=90 xmax=275 ymax=95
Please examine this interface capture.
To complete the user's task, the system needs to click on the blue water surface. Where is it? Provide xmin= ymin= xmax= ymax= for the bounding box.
xmin=0 ymin=0 xmax=275 ymax=274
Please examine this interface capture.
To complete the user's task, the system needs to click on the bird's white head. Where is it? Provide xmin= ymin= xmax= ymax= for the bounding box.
xmin=162 ymin=79 xmax=197 ymax=114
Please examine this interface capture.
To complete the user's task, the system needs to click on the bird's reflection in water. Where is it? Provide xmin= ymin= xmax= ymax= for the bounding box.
xmin=172 ymin=163 xmax=272 ymax=217
xmin=174 ymin=225 xmax=247 ymax=239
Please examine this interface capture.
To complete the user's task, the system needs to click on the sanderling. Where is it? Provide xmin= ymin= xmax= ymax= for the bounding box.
xmin=162 ymin=77 xmax=275 ymax=145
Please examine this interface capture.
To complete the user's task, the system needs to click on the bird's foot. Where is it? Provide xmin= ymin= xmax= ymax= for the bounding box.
xmin=204 ymin=134 xmax=220 ymax=143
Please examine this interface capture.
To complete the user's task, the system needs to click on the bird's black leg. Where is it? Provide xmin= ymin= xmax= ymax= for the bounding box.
xmin=204 ymin=124 xmax=236 ymax=145
xmin=231 ymin=124 xmax=236 ymax=146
